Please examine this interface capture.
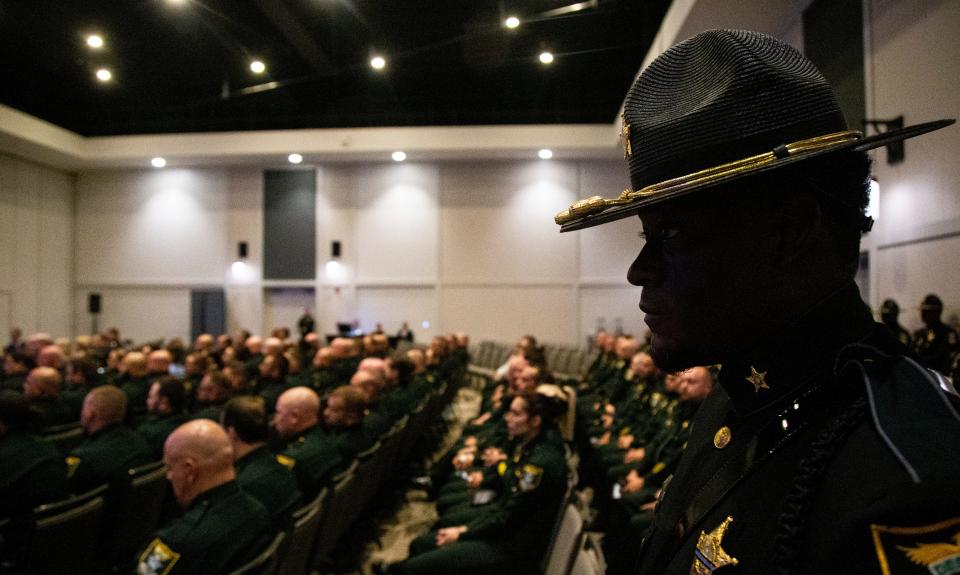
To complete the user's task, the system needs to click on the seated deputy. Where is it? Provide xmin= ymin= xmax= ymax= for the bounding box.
xmin=136 ymin=419 xmax=271 ymax=575
xmin=222 ymin=395 xmax=302 ymax=532
xmin=378 ymin=387 xmax=569 ymax=575
xmin=68 ymin=385 xmax=151 ymax=493
xmin=137 ymin=376 xmax=190 ymax=458
xmin=273 ymin=386 xmax=343 ymax=498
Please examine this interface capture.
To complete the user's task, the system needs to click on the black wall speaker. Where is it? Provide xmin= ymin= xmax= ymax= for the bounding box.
xmin=238 ymin=241 xmax=248 ymax=259
xmin=331 ymin=240 xmax=341 ymax=258
xmin=88 ymin=293 xmax=102 ymax=314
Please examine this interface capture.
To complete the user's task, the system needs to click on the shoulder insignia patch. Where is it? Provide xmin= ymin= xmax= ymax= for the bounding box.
xmin=65 ymin=455 xmax=81 ymax=477
xmin=517 ymin=464 xmax=543 ymax=492
xmin=276 ymin=454 xmax=296 ymax=469
xmin=137 ymin=537 xmax=180 ymax=575
xmin=497 ymin=461 xmax=508 ymax=477
xmin=652 ymin=461 xmax=666 ymax=475
xmin=871 ymin=517 xmax=960 ymax=575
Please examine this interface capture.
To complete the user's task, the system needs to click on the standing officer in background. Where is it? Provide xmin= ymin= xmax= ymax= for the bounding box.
xmin=556 ymin=29 xmax=959 ymax=574
xmin=879 ymin=299 xmax=912 ymax=349
xmin=912 ymin=294 xmax=959 ymax=375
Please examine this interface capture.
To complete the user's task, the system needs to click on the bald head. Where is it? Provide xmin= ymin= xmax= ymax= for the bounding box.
xmin=263 ymin=337 xmax=283 ymax=357
xmin=359 ymin=357 xmax=388 ymax=379
xmin=81 ymin=385 xmax=126 ymax=434
xmin=274 ymin=386 xmax=320 ymax=439
xmin=37 ymin=345 xmax=65 ymax=369
xmin=351 ymin=368 xmax=385 ymax=402
xmin=24 ymin=367 xmax=62 ymax=399
xmin=147 ymin=349 xmax=172 ymax=374
xmin=164 ymin=419 xmax=236 ymax=507
xmin=245 ymin=336 xmax=263 ymax=355
xmin=122 ymin=351 xmax=148 ymax=378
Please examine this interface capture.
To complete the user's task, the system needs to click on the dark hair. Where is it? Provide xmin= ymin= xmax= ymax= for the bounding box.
xmin=69 ymin=357 xmax=99 ymax=385
xmin=204 ymin=370 xmax=232 ymax=394
xmin=741 ymin=149 xmax=872 ymax=273
xmin=392 ymin=357 xmax=416 ymax=388
xmin=222 ymin=396 xmax=269 ymax=443
xmin=274 ymin=355 xmax=290 ymax=379
xmin=517 ymin=389 xmax=566 ymax=430
xmin=155 ymin=376 xmax=187 ymax=412
xmin=8 ymin=351 xmax=35 ymax=370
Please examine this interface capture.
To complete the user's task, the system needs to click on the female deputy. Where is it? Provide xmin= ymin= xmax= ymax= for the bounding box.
xmin=379 ymin=386 xmax=570 ymax=575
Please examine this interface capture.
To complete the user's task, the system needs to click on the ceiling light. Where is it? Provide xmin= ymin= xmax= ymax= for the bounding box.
xmin=392 ymin=151 xmax=406 ymax=162
xmin=151 ymin=157 xmax=166 ymax=168
xmin=538 ymin=149 xmax=553 ymax=160
xmin=250 ymin=60 xmax=266 ymax=74
xmin=288 ymin=153 xmax=303 ymax=164
xmin=505 ymin=16 xmax=520 ymax=29
xmin=95 ymin=68 xmax=112 ymax=82
xmin=370 ymin=56 xmax=386 ymax=70
xmin=86 ymin=35 xmax=104 ymax=49
xmin=539 ymin=52 xmax=554 ymax=65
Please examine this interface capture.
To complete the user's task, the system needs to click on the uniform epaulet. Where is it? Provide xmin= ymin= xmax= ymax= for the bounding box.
xmin=836 ymin=343 xmax=960 ymax=484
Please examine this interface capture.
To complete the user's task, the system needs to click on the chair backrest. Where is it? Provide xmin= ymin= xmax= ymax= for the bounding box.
xmin=278 ymin=488 xmax=327 ymax=575
xmin=101 ymin=461 xmax=168 ymax=568
xmin=228 ymin=530 xmax=287 ymax=575
xmin=541 ymin=502 xmax=584 ymax=575
xmin=18 ymin=484 xmax=109 ymax=575
xmin=311 ymin=460 xmax=358 ymax=566
xmin=568 ymin=540 xmax=602 ymax=575
xmin=41 ymin=423 xmax=84 ymax=455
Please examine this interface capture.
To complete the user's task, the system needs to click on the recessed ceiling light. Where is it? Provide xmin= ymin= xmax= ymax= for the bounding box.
xmin=250 ymin=60 xmax=266 ymax=74
xmin=95 ymin=68 xmax=112 ymax=82
xmin=151 ymin=157 xmax=167 ymax=168
xmin=538 ymin=149 xmax=553 ymax=160
xmin=539 ymin=52 xmax=554 ymax=65
xmin=370 ymin=56 xmax=386 ymax=70
xmin=392 ymin=151 xmax=406 ymax=162
xmin=288 ymin=153 xmax=303 ymax=164
xmin=505 ymin=16 xmax=520 ymax=29
xmin=86 ymin=35 xmax=104 ymax=49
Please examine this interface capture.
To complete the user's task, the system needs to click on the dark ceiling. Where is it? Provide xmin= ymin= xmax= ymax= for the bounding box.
xmin=0 ymin=0 xmax=669 ymax=137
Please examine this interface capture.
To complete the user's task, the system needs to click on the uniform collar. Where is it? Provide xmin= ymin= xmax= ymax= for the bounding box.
xmin=718 ymin=282 xmax=875 ymax=416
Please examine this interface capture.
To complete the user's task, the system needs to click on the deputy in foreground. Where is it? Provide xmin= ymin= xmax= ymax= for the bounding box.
xmin=556 ymin=29 xmax=959 ymax=575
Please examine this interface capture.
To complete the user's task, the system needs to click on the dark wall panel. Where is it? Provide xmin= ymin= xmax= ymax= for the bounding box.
xmin=263 ymin=170 xmax=317 ymax=280
xmin=804 ymin=0 xmax=865 ymax=132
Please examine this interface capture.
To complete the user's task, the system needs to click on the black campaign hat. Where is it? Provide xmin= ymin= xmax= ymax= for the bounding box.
xmin=556 ymin=29 xmax=953 ymax=232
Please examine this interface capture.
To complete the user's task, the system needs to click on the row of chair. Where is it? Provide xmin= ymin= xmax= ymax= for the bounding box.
xmin=233 ymin=373 xmax=463 ymax=575
xmin=3 ymin=373 xmax=462 ymax=575
xmin=467 ymin=341 xmax=598 ymax=381
xmin=0 ymin=460 xmax=169 ymax=575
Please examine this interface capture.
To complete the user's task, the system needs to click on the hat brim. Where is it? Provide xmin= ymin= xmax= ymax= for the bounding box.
xmin=558 ymin=119 xmax=954 ymax=232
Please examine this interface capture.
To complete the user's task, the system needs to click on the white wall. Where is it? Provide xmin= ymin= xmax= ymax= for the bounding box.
xmin=864 ymin=0 xmax=960 ymax=331
xmin=0 ymin=154 xmax=73 ymax=339
xmin=73 ymin=159 xmax=636 ymax=346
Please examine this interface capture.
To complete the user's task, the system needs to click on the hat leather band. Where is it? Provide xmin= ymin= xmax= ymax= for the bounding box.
xmin=555 ymin=129 xmax=863 ymax=225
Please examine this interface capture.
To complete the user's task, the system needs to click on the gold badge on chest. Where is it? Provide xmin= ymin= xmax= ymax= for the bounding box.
xmin=690 ymin=516 xmax=739 ymax=574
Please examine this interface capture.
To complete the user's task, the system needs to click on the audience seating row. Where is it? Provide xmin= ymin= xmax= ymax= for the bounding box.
xmin=467 ymin=341 xmax=598 ymax=381
xmin=2 ymin=371 xmax=462 ymax=575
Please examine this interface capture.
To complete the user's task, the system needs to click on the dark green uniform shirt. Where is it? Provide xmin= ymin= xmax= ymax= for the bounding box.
xmin=135 ymin=480 xmax=271 ymax=575
xmin=0 ymin=431 xmax=69 ymax=517
xmin=68 ymin=424 xmax=152 ymax=493
xmin=276 ymin=425 xmax=343 ymax=498
xmin=636 ymin=284 xmax=960 ymax=575
xmin=137 ymin=412 xmax=190 ymax=459
xmin=235 ymin=444 xmax=302 ymax=532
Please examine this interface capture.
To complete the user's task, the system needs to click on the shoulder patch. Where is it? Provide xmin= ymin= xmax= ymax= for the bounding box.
xmin=651 ymin=461 xmax=667 ymax=475
xmin=871 ymin=517 xmax=960 ymax=575
xmin=137 ymin=537 xmax=181 ymax=575
xmin=276 ymin=454 xmax=296 ymax=469
xmin=497 ymin=461 xmax=508 ymax=477
xmin=516 ymin=464 xmax=543 ymax=492
xmin=65 ymin=455 xmax=81 ymax=477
